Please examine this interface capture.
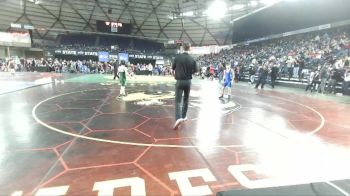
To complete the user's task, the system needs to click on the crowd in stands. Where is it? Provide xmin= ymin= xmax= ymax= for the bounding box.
xmin=55 ymin=34 xmax=163 ymax=54
xmin=0 ymin=58 xmax=172 ymax=77
xmin=3 ymin=34 xmax=169 ymax=76
xmin=0 ymin=58 xmax=37 ymax=72
xmin=198 ymin=29 xmax=350 ymax=95
xmin=34 ymin=43 xmax=162 ymax=56
xmin=3 ymin=27 xmax=350 ymax=95
xmin=32 ymin=34 xmax=164 ymax=56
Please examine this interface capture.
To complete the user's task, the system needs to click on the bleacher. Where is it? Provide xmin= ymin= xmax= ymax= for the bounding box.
xmin=241 ymin=73 xmax=346 ymax=93
xmin=56 ymin=34 xmax=164 ymax=53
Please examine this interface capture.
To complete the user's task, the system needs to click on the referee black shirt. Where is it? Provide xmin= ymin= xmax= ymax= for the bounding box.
xmin=172 ymin=52 xmax=198 ymax=80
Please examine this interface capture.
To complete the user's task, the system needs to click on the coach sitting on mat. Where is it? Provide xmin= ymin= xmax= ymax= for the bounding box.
xmin=172 ymin=43 xmax=198 ymax=130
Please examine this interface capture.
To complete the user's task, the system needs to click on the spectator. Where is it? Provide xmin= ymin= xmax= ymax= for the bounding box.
xmin=342 ymin=67 xmax=350 ymax=95
xmin=255 ymin=64 xmax=269 ymax=89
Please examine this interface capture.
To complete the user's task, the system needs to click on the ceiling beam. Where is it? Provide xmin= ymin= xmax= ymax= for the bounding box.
xmin=7 ymin=0 xmax=26 ymax=31
xmin=224 ymin=28 xmax=233 ymax=45
xmin=11 ymin=0 xmax=43 ymax=39
xmin=63 ymin=0 xmax=95 ymax=31
xmin=24 ymin=15 xmax=43 ymax=39
xmin=40 ymin=0 xmax=68 ymax=39
xmin=88 ymin=0 xmax=175 ymax=13
xmin=199 ymin=17 xmax=207 ymax=46
xmin=119 ymin=0 xmax=145 ymax=37
xmin=116 ymin=9 xmax=126 ymax=22
xmin=148 ymin=0 xmax=168 ymax=39
xmin=96 ymin=0 xmax=112 ymax=22
xmin=134 ymin=0 xmax=166 ymax=36
xmin=189 ymin=18 xmax=219 ymax=45
xmin=184 ymin=30 xmax=195 ymax=45
xmin=83 ymin=0 xmax=97 ymax=31
xmin=38 ymin=4 xmax=67 ymax=30
xmin=179 ymin=18 xmax=184 ymax=40
xmin=42 ymin=20 xmax=59 ymax=38
xmin=157 ymin=19 xmax=174 ymax=38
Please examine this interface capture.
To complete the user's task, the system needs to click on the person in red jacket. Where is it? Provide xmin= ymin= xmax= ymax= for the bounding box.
xmin=209 ymin=65 xmax=215 ymax=80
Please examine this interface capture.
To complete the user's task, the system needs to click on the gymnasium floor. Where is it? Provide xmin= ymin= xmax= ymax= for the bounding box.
xmin=1 ymin=72 xmax=350 ymax=195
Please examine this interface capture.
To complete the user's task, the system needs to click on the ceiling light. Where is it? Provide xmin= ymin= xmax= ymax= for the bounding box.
xmin=229 ymin=4 xmax=245 ymax=11
xmin=183 ymin=11 xmax=194 ymax=17
xmin=168 ymin=15 xmax=176 ymax=20
xmin=259 ymin=0 xmax=280 ymax=5
xmin=206 ymin=0 xmax=227 ymax=20
xmin=249 ymin=1 xmax=259 ymax=6
xmin=11 ymin=23 xmax=22 ymax=28
xmin=28 ymin=0 xmax=40 ymax=4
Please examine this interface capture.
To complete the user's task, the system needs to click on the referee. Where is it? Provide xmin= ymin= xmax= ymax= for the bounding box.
xmin=113 ymin=59 xmax=119 ymax=80
xmin=172 ymin=43 xmax=198 ymax=130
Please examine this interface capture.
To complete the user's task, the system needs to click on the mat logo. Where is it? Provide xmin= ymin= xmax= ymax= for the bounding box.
xmin=121 ymin=90 xmax=240 ymax=114
xmin=120 ymin=90 xmax=174 ymax=105
xmin=11 ymin=164 xmax=271 ymax=196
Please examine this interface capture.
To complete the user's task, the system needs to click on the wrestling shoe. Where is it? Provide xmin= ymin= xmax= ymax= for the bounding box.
xmin=173 ymin=119 xmax=183 ymax=130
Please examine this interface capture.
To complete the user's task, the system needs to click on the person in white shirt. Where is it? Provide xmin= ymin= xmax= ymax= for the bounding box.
xmin=9 ymin=60 xmax=15 ymax=76
xmin=334 ymin=59 xmax=344 ymax=69
xmin=305 ymin=70 xmax=316 ymax=92
xmin=342 ymin=68 xmax=350 ymax=95
xmin=286 ymin=57 xmax=294 ymax=80
xmin=148 ymin=63 xmax=153 ymax=76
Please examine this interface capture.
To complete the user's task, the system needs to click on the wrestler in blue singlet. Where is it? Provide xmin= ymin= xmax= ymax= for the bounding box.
xmin=224 ymin=69 xmax=232 ymax=88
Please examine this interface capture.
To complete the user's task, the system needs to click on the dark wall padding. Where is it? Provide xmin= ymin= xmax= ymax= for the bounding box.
xmin=217 ymin=180 xmax=350 ymax=196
